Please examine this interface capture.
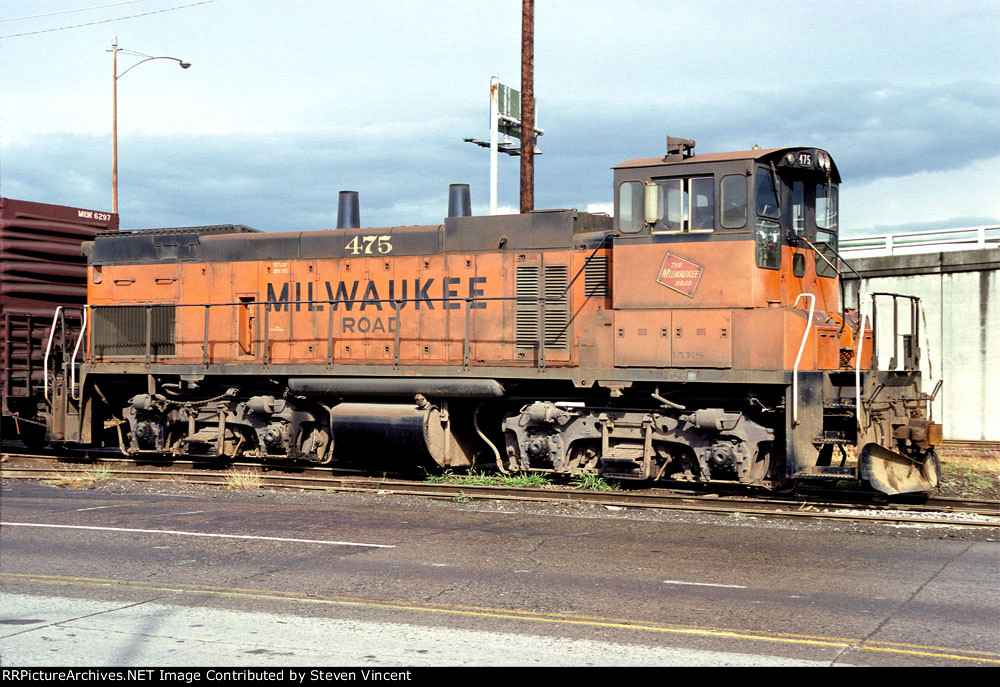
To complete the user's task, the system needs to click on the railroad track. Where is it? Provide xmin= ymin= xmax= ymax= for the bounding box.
xmin=941 ymin=439 xmax=1000 ymax=452
xmin=2 ymin=452 xmax=997 ymax=526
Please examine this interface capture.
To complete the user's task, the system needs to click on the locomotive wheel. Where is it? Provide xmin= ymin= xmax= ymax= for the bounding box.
xmin=746 ymin=443 xmax=772 ymax=484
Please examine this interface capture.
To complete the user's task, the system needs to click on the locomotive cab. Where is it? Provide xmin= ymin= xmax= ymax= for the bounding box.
xmin=612 ymin=139 xmax=842 ymax=313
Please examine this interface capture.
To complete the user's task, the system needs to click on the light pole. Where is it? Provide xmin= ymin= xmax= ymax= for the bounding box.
xmin=110 ymin=36 xmax=190 ymax=214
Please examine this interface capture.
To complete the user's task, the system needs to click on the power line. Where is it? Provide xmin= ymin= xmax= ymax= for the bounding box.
xmin=0 ymin=0 xmax=220 ymax=39
xmin=1 ymin=1 xmax=148 ymax=24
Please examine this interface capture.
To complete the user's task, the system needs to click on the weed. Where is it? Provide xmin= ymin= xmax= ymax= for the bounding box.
xmin=728 ymin=512 xmax=748 ymax=522
xmin=224 ymin=468 xmax=262 ymax=490
xmin=961 ymin=469 xmax=994 ymax=490
xmin=453 ymin=491 xmax=471 ymax=504
xmin=44 ymin=464 xmax=115 ymax=488
xmin=44 ymin=472 xmax=84 ymax=487
xmin=424 ymin=467 xmax=551 ymax=488
xmin=939 ymin=451 xmax=998 ymax=473
xmin=571 ymin=473 xmax=620 ymax=491
xmin=86 ymin=464 xmax=114 ymax=481
xmin=424 ymin=468 xmax=454 ymax=484
xmin=504 ymin=472 xmax=551 ymax=488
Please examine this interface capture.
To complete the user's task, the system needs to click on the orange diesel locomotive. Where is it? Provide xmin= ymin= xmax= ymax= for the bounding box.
xmin=43 ymin=138 xmax=941 ymax=494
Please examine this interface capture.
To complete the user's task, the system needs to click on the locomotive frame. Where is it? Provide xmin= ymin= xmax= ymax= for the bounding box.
xmin=40 ymin=138 xmax=942 ymax=495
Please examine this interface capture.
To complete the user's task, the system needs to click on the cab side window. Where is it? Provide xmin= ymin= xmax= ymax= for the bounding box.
xmin=756 ymin=219 xmax=781 ymax=269
xmin=755 ymin=168 xmax=782 ymax=269
xmin=617 ymin=181 xmax=645 ymax=233
xmin=651 ymin=176 xmax=714 ymax=234
xmin=755 ymin=169 xmax=781 ymax=219
xmin=815 ymin=183 xmax=839 ymax=277
xmin=720 ymin=175 xmax=747 ymax=228
xmin=690 ymin=177 xmax=714 ymax=230
xmin=792 ymin=181 xmax=805 ymax=235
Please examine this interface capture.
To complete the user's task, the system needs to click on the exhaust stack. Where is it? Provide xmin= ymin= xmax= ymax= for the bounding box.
xmin=448 ymin=184 xmax=471 ymax=218
xmin=337 ymin=191 xmax=360 ymax=229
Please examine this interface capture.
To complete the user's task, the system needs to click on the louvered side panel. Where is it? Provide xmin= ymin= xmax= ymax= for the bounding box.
xmin=515 ymin=265 xmax=540 ymax=348
xmin=543 ymin=265 xmax=569 ymax=349
xmin=92 ymin=305 xmax=176 ymax=358
xmin=584 ymin=255 xmax=609 ymax=297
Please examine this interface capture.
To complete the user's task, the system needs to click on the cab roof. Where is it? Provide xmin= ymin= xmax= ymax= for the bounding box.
xmin=614 ymin=146 xmax=841 ymax=183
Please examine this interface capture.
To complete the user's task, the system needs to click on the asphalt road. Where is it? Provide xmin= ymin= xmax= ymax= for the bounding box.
xmin=1 ymin=479 xmax=997 ymax=667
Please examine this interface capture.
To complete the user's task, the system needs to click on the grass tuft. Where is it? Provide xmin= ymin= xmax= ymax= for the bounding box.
xmin=571 ymin=473 xmax=621 ymax=491
xmin=426 ymin=467 xmax=551 ymax=488
xmin=44 ymin=464 xmax=115 ymax=488
xmin=224 ymin=468 xmax=262 ymax=490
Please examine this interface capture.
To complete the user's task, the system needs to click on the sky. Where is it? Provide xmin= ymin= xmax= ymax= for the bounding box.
xmin=0 ymin=0 xmax=998 ymax=236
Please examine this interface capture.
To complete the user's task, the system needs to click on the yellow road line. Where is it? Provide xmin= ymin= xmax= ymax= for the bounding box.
xmin=3 ymin=572 xmax=997 ymax=664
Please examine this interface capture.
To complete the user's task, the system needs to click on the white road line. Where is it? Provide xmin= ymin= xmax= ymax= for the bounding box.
xmin=662 ymin=580 xmax=747 ymax=589
xmin=74 ymin=505 xmax=127 ymax=512
xmin=0 ymin=522 xmax=394 ymax=548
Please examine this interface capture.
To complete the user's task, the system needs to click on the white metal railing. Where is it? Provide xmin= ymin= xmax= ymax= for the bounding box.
xmin=841 ymin=226 xmax=999 ymax=257
xmin=856 ymin=292 xmax=871 ymax=428
xmin=42 ymin=306 xmax=88 ymax=403
xmin=42 ymin=306 xmax=64 ymax=402
xmin=791 ymin=292 xmax=815 ymax=426
xmin=70 ymin=306 xmax=88 ymax=400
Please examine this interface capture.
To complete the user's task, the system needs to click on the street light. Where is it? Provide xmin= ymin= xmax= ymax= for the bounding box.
xmin=110 ymin=36 xmax=191 ymax=214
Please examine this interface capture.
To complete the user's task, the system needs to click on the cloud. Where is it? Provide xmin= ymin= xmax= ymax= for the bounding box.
xmin=3 ymin=77 xmax=997 ymax=235
xmin=1 ymin=126 xmax=491 ymax=230
xmin=841 ymin=155 xmax=1000 ymax=235
xmin=543 ymin=80 xmax=1000 ymax=185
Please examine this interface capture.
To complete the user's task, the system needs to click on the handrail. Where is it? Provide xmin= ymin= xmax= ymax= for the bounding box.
xmin=856 ymin=291 xmax=872 ymax=429
xmin=70 ymin=305 xmax=88 ymax=400
xmin=791 ymin=293 xmax=815 ymax=426
xmin=42 ymin=306 xmax=64 ymax=403
xmin=87 ymin=289 xmax=594 ymax=369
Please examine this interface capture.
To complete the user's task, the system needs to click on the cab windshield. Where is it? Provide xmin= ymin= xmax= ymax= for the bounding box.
xmin=754 ymin=167 xmax=839 ymax=275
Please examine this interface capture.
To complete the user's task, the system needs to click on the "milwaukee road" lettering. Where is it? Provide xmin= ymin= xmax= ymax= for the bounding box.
xmin=264 ymin=277 xmax=488 ymax=312
xmin=658 ymin=269 xmax=700 ymax=279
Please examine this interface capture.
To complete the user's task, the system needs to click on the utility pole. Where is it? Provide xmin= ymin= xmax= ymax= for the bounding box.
xmin=519 ymin=0 xmax=534 ymax=214
xmin=463 ymin=2 xmax=541 ymax=214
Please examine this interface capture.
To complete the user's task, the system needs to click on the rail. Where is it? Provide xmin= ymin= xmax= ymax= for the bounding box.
xmin=42 ymin=307 xmax=63 ymax=402
xmin=70 ymin=306 xmax=87 ymax=400
xmin=870 ymin=292 xmax=921 ymax=372
xmin=840 ymin=225 xmax=999 ymax=256
xmin=3 ymin=454 xmax=997 ymax=524
xmin=856 ymin=291 xmax=871 ymax=428
xmin=791 ymin=292 xmax=815 ymax=426
xmin=855 ymin=291 xmax=928 ymax=428
xmin=43 ymin=307 xmax=85 ymax=402
xmin=76 ymin=289 xmax=583 ymax=371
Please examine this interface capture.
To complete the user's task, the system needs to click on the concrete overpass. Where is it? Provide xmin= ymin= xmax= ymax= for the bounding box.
xmin=840 ymin=226 xmax=999 ymax=441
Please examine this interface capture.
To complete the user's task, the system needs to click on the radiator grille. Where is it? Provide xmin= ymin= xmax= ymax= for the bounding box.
xmin=92 ymin=305 xmax=176 ymax=357
xmin=516 ymin=264 xmax=569 ymax=349
xmin=584 ymin=255 xmax=609 ymax=297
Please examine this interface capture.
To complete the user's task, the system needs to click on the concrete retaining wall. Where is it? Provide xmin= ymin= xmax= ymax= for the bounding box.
xmin=843 ymin=248 xmax=999 ymax=440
